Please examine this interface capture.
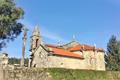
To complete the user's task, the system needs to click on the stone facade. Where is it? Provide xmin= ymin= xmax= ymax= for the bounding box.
xmin=29 ymin=26 xmax=105 ymax=71
xmin=0 ymin=68 xmax=52 ymax=80
xmin=0 ymin=53 xmax=8 ymax=66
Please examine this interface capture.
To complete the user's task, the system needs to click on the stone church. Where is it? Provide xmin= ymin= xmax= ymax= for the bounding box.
xmin=29 ymin=27 xmax=105 ymax=71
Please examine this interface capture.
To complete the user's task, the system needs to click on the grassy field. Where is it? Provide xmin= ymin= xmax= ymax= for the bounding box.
xmin=47 ymin=68 xmax=120 ymax=80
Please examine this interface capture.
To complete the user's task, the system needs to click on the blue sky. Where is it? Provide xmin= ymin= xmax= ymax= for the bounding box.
xmin=2 ymin=0 xmax=120 ymax=58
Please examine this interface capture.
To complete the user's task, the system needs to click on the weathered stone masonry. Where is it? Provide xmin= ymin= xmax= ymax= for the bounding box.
xmin=29 ymin=26 xmax=105 ymax=71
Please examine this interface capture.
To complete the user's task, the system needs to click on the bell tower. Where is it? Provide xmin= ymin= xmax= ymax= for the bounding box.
xmin=29 ymin=26 xmax=41 ymax=67
xmin=30 ymin=26 xmax=41 ymax=50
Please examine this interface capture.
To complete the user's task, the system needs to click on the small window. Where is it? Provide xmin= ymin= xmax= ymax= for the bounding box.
xmin=36 ymin=39 xmax=39 ymax=47
xmin=33 ymin=64 xmax=36 ymax=67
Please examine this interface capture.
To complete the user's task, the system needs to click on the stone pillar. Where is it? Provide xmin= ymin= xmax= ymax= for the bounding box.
xmin=21 ymin=28 xmax=28 ymax=67
xmin=0 ymin=65 xmax=5 ymax=80
xmin=28 ymin=58 xmax=31 ymax=68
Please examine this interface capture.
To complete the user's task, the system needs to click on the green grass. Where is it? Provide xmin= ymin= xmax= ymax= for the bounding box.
xmin=47 ymin=68 xmax=120 ymax=80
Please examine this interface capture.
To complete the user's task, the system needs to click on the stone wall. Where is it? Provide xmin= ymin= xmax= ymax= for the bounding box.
xmin=31 ymin=43 xmax=105 ymax=70
xmin=96 ymin=52 xmax=105 ymax=70
xmin=48 ymin=56 xmax=86 ymax=69
xmin=32 ymin=45 xmax=49 ymax=68
xmin=47 ymin=51 xmax=105 ymax=70
xmin=33 ymin=47 xmax=105 ymax=70
xmin=0 ymin=67 xmax=52 ymax=80
xmin=0 ymin=67 xmax=119 ymax=80
xmin=83 ymin=51 xmax=105 ymax=70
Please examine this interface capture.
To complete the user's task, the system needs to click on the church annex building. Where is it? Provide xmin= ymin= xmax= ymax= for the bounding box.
xmin=29 ymin=27 xmax=105 ymax=71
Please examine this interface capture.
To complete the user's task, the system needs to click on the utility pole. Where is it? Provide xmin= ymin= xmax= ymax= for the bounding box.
xmin=21 ymin=27 xmax=28 ymax=67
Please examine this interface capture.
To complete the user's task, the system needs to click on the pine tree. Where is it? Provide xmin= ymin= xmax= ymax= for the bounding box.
xmin=0 ymin=0 xmax=24 ymax=50
xmin=105 ymin=35 xmax=120 ymax=71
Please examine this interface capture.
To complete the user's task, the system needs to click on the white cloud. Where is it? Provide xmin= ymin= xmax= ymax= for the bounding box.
xmin=40 ymin=27 xmax=67 ymax=42
xmin=19 ymin=20 xmax=68 ymax=42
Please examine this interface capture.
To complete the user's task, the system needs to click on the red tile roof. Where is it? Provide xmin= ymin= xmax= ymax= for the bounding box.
xmin=68 ymin=44 xmax=104 ymax=52
xmin=45 ymin=44 xmax=57 ymax=48
xmin=67 ymin=44 xmax=83 ymax=51
xmin=45 ymin=45 xmax=84 ymax=59
xmin=45 ymin=43 xmax=104 ymax=59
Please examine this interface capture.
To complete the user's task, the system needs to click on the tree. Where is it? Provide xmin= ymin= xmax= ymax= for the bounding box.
xmin=9 ymin=57 xmax=29 ymax=66
xmin=0 ymin=0 xmax=24 ymax=50
xmin=105 ymin=35 xmax=120 ymax=71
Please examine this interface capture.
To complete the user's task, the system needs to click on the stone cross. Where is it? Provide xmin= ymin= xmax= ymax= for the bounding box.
xmin=21 ymin=27 xmax=28 ymax=67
